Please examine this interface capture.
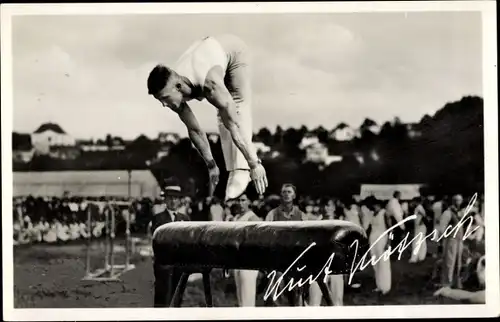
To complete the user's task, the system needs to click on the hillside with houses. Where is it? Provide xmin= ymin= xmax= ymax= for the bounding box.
xmin=12 ymin=95 xmax=484 ymax=198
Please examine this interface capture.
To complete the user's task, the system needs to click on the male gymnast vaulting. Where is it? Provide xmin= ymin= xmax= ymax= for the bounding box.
xmin=147 ymin=34 xmax=268 ymax=201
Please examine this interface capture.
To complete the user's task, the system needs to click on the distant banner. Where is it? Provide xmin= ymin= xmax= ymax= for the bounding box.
xmin=13 ymin=170 xmax=161 ymax=198
xmin=360 ymin=184 xmax=424 ymax=200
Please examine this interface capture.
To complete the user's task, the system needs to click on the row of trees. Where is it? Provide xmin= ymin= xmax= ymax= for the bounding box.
xmin=14 ymin=96 xmax=484 ymax=199
xmin=146 ymin=95 xmax=484 ymax=199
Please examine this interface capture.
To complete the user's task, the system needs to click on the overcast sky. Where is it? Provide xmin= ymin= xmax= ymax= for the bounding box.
xmin=12 ymin=11 xmax=482 ymax=140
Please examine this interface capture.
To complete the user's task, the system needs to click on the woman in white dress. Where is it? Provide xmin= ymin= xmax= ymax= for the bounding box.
xmin=366 ymin=198 xmax=391 ymax=294
xmin=409 ymin=197 xmax=428 ymax=263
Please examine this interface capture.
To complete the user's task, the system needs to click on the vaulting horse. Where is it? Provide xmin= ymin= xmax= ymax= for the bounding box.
xmin=152 ymin=220 xmax=369 ymax=307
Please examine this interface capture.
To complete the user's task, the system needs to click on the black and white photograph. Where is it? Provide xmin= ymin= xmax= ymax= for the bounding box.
xmin=2 ymin=1 xmax=498 ymax=320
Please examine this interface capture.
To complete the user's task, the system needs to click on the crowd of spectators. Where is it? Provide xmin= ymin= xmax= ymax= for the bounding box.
xmin=13 ymin=192 xmax=485 ymax=250
xmin=13 ymin=189 xmax=486 ymax=305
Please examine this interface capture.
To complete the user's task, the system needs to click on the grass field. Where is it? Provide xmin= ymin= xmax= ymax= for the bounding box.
xmin=13 ymin=240 xmax=462 ymax=308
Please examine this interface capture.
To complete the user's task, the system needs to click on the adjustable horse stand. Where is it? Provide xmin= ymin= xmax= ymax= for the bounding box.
xmin=169 ymin=268 xmax=213 ymax=307
xmin=168 ymin=269 xmax=334 ymax=307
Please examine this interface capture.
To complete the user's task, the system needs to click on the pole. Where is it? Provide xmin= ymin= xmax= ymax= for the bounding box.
xmin=85 ymin=204 xmax=92 ymax=276
xmin=127 ymin=169 xmax=131 ymax=199
xmin=104 ymin=206 xmax=110 ymax=271
xmin=17 ymin=204 xmax=24 ymax=245
xmin=125 ymin=206 xmax=131 ymax=268
xmin=109 ymin=205 xmax=115 ymax=277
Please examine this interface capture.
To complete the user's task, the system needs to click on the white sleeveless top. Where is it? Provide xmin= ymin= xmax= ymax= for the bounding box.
xmin=173 ymin=36 xmax=228 ymax=99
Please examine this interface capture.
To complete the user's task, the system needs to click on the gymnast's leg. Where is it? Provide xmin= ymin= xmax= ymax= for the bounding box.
xmin=217 ymin=39 xmax=255 ymax=201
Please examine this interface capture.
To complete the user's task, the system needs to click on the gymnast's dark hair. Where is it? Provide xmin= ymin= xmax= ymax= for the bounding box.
xmin=147 ymin=64 xmax=171 ymax=95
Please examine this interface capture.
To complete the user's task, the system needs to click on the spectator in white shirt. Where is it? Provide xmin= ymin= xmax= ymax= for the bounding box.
xmin=439 ymin=194 xmax=467 ymax=289
xmin=386 ymin=191 xmax=406 ymax=248
xmin=432 ymin=198 xmax=444 ymax=233
xmin=31 ymin=219 xmax=45 ymax=243
xmin=344 ymin=199 xmax=361 ymax=227
xmin=56 ymin=219 xmax=70 ymax=243
xmin=43 ymin=220 xmax=58 ymax=243
xmin=409 ymin=197 xmax=428 ymax=263
xmin=323 ymin=199 xmax=336 ymax=220
xmin=366 ymin=197 xmax=392 ymax=295
xmin=209 ymin=197 xmax=224 ymax=221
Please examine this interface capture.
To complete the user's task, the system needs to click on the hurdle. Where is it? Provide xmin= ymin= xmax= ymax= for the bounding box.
xmin=152 ymin=220 xmax=369 ymax=307
xmin=83 ymin=202 xmax=136 ymax=281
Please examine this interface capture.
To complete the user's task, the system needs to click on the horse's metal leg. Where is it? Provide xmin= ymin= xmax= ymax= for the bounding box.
xmin=202 ymin=270 xmax=213 ymax=307
xmin=317 ymin=280 xmax=333 ymax=306
xmin=169 ymin=272 xmax=190 ymax=307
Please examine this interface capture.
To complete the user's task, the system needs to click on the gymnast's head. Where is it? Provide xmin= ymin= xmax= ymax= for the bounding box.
xmin=147 ymin=64 xmax=190 ymax=112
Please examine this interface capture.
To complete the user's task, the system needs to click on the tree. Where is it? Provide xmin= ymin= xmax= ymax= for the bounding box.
xmin=12 ymin=132 xmax=32 ymax=150
xmin=255 ymin=127 xmax=273 ymax=146
xmin=274 ymin=125 xmax=284 ymax=147
xmin=314 ymin=126 xmax=329 ymax=143
xmin=282 ymin=127 xmax=304 ymax=159
xmin=105 ymin=134 xmax=113 ymax=148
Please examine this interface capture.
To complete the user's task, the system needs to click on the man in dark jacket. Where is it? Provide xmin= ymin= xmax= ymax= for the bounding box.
xmin=152 ymin=179 xmax=191 ymax=307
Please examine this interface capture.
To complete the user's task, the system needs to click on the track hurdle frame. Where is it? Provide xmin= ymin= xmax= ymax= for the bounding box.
xmin=82 ymin=202 xmax=136 ymax=282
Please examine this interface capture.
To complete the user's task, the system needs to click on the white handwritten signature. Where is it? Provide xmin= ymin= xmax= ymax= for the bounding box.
xmin=263 ymin=193 xmax=480 ymax=301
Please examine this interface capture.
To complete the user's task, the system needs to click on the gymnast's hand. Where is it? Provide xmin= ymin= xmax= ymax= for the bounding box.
xmin=250 ymin=161 xmax=268 ymax=195
xmin=207 ymin=161 xmax=220 ymax=197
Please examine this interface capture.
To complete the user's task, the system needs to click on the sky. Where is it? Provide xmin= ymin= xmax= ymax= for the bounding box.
xmin=11 ymin=11 xmax=482 ymax=140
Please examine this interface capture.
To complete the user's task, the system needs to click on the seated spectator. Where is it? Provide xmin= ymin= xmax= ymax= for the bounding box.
xmin=69 ymin=215 xmax=81 ymax=241
xmin=305 ymin=204 xmax=323 ymax=221
xmin=93 ymin=220 xmax=105 ymax=238
xmin=79 ymin=217 xmax=89 ymax=239
xmin=56 ymin=219 xmax=70 ymax=243
xmin=43 ymin=219 xmax=58 ymax=243
xmin=39 ymin=217 xmax=51 ymax=242
xmin=13 ymin=219 xmax=23 ymax=245
xmin=30 ymin=218 xmax=45 ymax=243
xmin=22 ymin=216 xmax=37 ymax=244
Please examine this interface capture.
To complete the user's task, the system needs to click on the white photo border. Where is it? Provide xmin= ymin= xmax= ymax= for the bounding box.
xmin=1 ymin=1 xmax=498 ymax=320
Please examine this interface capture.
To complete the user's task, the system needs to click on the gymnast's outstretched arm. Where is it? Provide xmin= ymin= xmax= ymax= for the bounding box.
xmin=204 ymin=70 xmax=268 ymax=195
xmin=176 ymin=102 xmax=216 ymax=167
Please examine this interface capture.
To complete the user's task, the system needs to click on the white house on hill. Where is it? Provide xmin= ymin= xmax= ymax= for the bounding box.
xmin=299 ymin=134 xmax=320 ymax=150
xmin=329 ymin=123 xmax=356 ymax=141
xmin=360 ymin=119 xmax=381 ymax=135
xmin=304 ymin=142 xmax=343 ymax=166
xmin=207 ymin=132 xmax=220 ymax=144
xmin=158 ymin=132 xmax=180 ymax=145
xmin=31 ymin=123 xmax=75 ymax=154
